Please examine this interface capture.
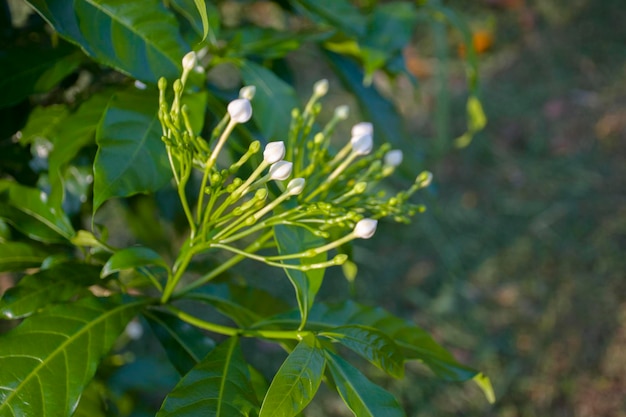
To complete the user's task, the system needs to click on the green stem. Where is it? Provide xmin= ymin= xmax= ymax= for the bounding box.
xmin=165 ymin=305 xmax=239 ymax=336
xmin=161 ymin=244 xmax=196 ymax=303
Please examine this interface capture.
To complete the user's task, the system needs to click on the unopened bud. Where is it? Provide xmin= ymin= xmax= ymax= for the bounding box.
xmin=314 ymin=79 xmax=329 ymax=97
xmin=287 ymin=178 xmax=305 ymax=195
xmin=384 ymin=149 xmax=403 ymax=167
xmin=335 ymin=105 xmax=349 ymax=120
xmin=353 ymin=218 xmax=378 ymax=239
xmin=158 ymin=77 xmax=167 ymax=91
xmin=351 ymin=122 xmax=373 ymax=138
xmin=228 ymin=98 xmax=253 ymax=124
xmin=354 ymin=182 xmax=367 ymax=194
xmin=263 ymin=141 xmax=285 ymax=164
xmin=255 ymin=188 xmax=268 ymax=200
xmin=268 ymin=160 xmax=293 ymax=181
xmin=239 ymin=85 xmax=256 ymax=100
xmin=350 ymin=134 xmax=373 ymax=156
xmin=416 ymin=171 xmax=433 ymax=188
xmin=182 ymin=51 xmax=197 ymax=72
xmin=249 ymin=140 xmax=261 ymax=153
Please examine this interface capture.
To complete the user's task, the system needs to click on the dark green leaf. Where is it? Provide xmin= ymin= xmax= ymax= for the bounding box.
xmin=157 ymin=336 xmax=259 ymax=417
xmin=259 ymin=337 xmax=325 ymax=417
xmin=72 ymin=380 xmax=110 ymax=417
xmin=320 ymin=325 xmax=405 ymax=378
xmin=101 ymin=246 xmax=170 ymax=278
xmin=325 ymin=350 xmax=405 ymax=417
xmin=240 ymin=60 xmax=300 ymax=140
xmin=274 ymin=224 xmax=327 ymax=329
xmin=293 ymin=0 xmax=366 ymax=38
xmin=0 ymin=242 xmax=51 ymax=272
xmin=324 ymin=51 xmax=409 ymax=149
xmin=0 ymin=295 xmax=148 ymax=417
xmin=25 ymin=0 xmax=189 ymax=83
xmin=228 ymin=28 xmax=330 ymax=60
xmin=144 ymin=310 xmax=215 ymax=375
xmin=0 ymin=262 xmax=101 ymax=319
xmin=171 ymin=0 xmax=220 ymax=42
xmin=93 ymin=89 xmax=172 ymax=213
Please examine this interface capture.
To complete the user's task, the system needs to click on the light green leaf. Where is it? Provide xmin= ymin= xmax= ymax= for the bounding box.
xmin=157 ymin=336 xmax=259 ymax=417
xmin=0 ymin=242 xmax=51 ymax=272
xmin=325 ymin=350 xmax=405 ymax=417
xmin=171 ymin=0 xmax=220 ymax=43
xmin=19 ymin=104 xmax=69 ymax=145
xmin=0 ymin=262 xmax=100 ymax=319
xmin=274 ymin=224 xmax=327 ymax=329
xmin=144 ymin=310 xmax=215 ymax=376
xmin=25 ymin=0 xmax=190 ymax=83
xmin=101 ymin=246 xmax=170 ymax=278
xmin=93 ymin=89 xmax=172 ymax=214
xmin=320 ymin=325 xmax=405 ymax=378
xmin=193 ymin=0 xmax=209 ymax=41
xmin=240 ymin=60 xmax=300 ymax=140
xmin=0 ymin=295 xmax=149 ymax=417
xmin=259 ymin=337 xmax=325 ymax=417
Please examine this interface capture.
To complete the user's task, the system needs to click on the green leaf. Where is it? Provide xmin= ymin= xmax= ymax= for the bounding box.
xmin=157 ymin=336 xmax=259 ymax=417
xmin=274 ymin=224 xmax=327 ymax=329
xmin=325 ymin=350 xmax=405 ymax=417
xmin=0 ymin=262 xmax=101 ymax=319
xmin=293 ymin=0 xmax=366 ymax=38
xmin=0 ymin=180 xmax=75 ymax=240
xmin=324 ymin=51 xmax=409 ymax=149
xmin=0 ymin=43 xmax=81 ymax=108
xmin=93 ymin=89 xmax=172 ymax=214
xmin=101 ymin=246 xmax=170 ymax=278
xmin=188 ymin=283 xmax=290 ymax=327
xmin=0 ymin=242 xmax=51 ymax=272
xmin=25 ymin=0 xmax=190 ymax=83
xmin=72 ymin=380 xmax=110 ymax=417
xmin=228 ymin=28 xmax=330 ymax=60
xmin=0 ymin=295 xmax=148 ymax=417
xmin=19 ymin=104 xmax=69 ymax=145
xmin=144 ymin=310 xmax=215 ymax=375
xmin=319 ymin=325 xmax=405 ymax=378
xmin=240 ymin=60 xmax=300 ymax=140
xmin=193 ymin=0 xmax=209 ymax=41
xmin=171 ymin=0 xmax=220 ymax=42
xmin=259 ymin=337 xmax=325 ymax=417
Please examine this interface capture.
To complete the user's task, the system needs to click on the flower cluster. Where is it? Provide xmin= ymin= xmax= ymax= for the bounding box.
xmin=157 ymin=52 xmax=431 ymax=297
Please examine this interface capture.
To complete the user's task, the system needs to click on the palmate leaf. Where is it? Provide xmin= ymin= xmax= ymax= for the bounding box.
xmin=274 ymin=224 xmax=327 ymax=329
xmin=0 ymin=295 xmax=149 ymax=417
xmin=325 ymin=350 xmax=405 ymax=417
xmin=157 ymin=336 xmax=259 ymax=417
xmin=0 ymin=262 xmax=101 ymax=319
xmin=25 ymin=0 xmax=189 ymax=83
xmin=93 ymin=89 xmax=171 ymax=214
xmin=259 ymin=337 xmax=325 ymax=417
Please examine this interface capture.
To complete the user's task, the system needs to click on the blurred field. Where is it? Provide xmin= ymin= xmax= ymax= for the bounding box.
xmin=301 ymin=0 xmax=626 ymax=415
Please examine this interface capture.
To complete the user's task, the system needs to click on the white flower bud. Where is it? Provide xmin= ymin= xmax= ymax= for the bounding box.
xmin=227 ymin=98 xmax=252 ymax=124
xmin=314 ymin=79 xmax=329 ymax=97
xmin=182 ymin=51 xmax=197 ymax=72
xmin=287 ymin=178 xmax=305 ymax=195
xmin=351 ymin=122 xmax=373 ymax=138
xmin=416 ymin=171 xmax=433 ymax=188
xmin=350 ymin=134 xmax=373 ymax=156
xmin=268 ymin=160 xmax=293 ymax=181
xmin=353 ymin=218 xmax=378 ymax=239
xmin=134 ymin=80 xmax=147 ymax=90
xmin=384 ymin=149 xmax=403 ymax=167
xmin=263 ymin=141 xmax=285 ymax=164
xmin=334 ymin=105 xmax=350 ymax=120
xmin=239 ymin=85 xmax=256 ymax=100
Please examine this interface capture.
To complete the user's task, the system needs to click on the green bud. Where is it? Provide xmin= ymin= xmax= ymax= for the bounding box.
xmin=173 ymin=79 xmax=183 ymax=94
xmin=158 ymin=77 xmax=167 ymax=91
xmin=333 ymin=254 xmax=348 ymax=264
xmin=210 ymin=172 xmax=221 ymax=184
xmin=255 ymin=188 xmax=268 ymax=200
xmin=249 ymin=140 xmax=261 ymax=153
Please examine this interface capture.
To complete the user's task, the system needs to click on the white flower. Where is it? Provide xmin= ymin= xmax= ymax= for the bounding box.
xmin=182 ymin=51 xmax=197 ymax=72
xmin=227 ymin=98 xmax=253 ymax=124
xmin=350 ymin=134 xmax=373 ymax=156
xmin=239 ymin=85 xmax=256 ymax=100
xmin=287 ymin=178 xmax=305 ymax=195
xmin=314 ymin=79 xmax=329 ymax=97
xmin=263 ymin=141 xmax=285 ymax=164
xmin=353 ymin=218 xmax=378 ymax=239
xmin=384 ymin=149 xmax=403 ymax=167
xmin=334 ymin=105 xmax=349 ymax=120
xmin=351 ymin=122 xmax=373 ymax=138
xmin=268 ymin=160 xmax=293 ymax=181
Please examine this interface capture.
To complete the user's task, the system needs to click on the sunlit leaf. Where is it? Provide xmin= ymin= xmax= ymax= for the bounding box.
xmin=157 ymin=336 xmax=259 ymax=417
xmin=0 ymin=295 xmax=149 ymax=417
xmin=259 ymin=337 xmax=325 ymax=417
xmin=325 ymin=350 xmax=405 ymax=417
xmin=93 ymin=89 xmax=171 ymax=214
xmin=171 ymin=0 xmax=220 ymax=43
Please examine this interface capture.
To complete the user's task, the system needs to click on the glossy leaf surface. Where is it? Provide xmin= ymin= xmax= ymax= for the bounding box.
xmin=93 ymin=89 xmax=171 ymax=213
xmin=259 ymin=337 xmax=325 ymax=417
xmin=157 ymin=336 xmax=259 ymax=417
xmin=0 ymin=262 xmax=101 ymax=319
xmin=144 ymin=310 xmax=215 ymax=375
xmin=326 ymin=351 xmax=405 ymax=417
xmin=0 ymin=295 xmax=148 ymax=417
xmin=26 ymin=0 xmax=189 ymax=83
